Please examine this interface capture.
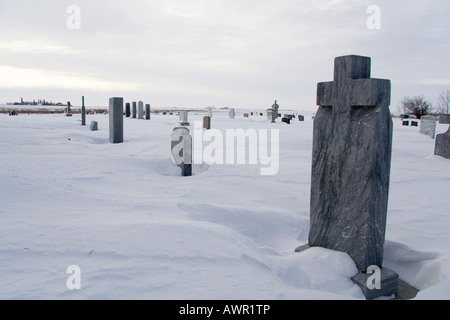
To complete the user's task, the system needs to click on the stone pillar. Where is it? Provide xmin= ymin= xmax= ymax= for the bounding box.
xmin=132 ymin=101 xmax=137 ymax=119
xmin=125 ymin=103 xmax=131 ymax=117
xmin=145 ymin=104 xmax=151 ymax=120
xmin=66 ymin=101 xmax=72 ymax=116
xmin=109 ymin=97 xmax=124 ymax=144
xmin=138 ymin=101 xmax=144 ymax=119
xmin=81 ymin=96 xmax=86 ymax=126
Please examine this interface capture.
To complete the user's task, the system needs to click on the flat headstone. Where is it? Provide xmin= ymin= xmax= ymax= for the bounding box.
xmin=171 ymin=127 xmax=192 ymax=176
xmin=307 ymin=55 xmax=394 ymax=276
xmin=434 ymin=114 xmax=450 ymax=159
xmin=145 ymin=104 xmax=151 ymax=120
xmin=109 ymin=97 xmax=124 ymax=143
xmin=419 ymin=115 xmax=437 ymax=139
xmin=90 ymin=121 xmax=98 ymax=131
xmin=138 ymin=101 xmax=144 ymax=119
xmin=125 ymin=103 xmax=131 ymax=117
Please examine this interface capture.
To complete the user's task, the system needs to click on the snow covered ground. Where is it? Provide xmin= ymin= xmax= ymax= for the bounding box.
xmin=0 ymin=107 xmax=449 ymax=300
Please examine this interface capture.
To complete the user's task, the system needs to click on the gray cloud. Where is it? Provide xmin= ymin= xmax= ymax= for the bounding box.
xmin=0 ymin=0 xmax=449 ymax=111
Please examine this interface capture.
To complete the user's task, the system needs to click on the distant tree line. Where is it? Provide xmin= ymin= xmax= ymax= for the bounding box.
xmin=7 ymin=98 xmax=64 ymax=106
xmin=398 ymin=88 xmax=450 ymax=119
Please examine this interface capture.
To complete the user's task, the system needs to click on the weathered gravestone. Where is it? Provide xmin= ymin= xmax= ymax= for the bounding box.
xmin=90 ymin=121 xmax=98 ymax=131
xmin=282 ymin=117 xmax=290 ymax=124
xmin=179 ymin=111 xmax=190 ymax=126
xmin=229 ymin=108 xmax=235 ymax=119
xmin=66 ymin=102 xmax=72 ymax=116
xmin=109 ymin=97 xmax=124 ymax=144
xmin=132 ymin=101 xmax=137 ymax=119
xmin=411 ymin=121 xmax=418 ymax=127
xmin=203 ymin=116 xmax=211 ymax=130
xmin=434 ymin=114 xmax=450 ymax=159
xmin=171 ymin=127 xmax=192 ymax=176
xmin=267 ymin=108 xmax=276 ymax=123
xmin=296 ymin=55 xmax=398 ymax=299
xmin=298 ymin=115 xmax=305 ymax=121
xmin=81 ymin=96 xmax=86 ymax=126
xmin=419 ymin=115 xmax=437 ymax=139
xmin=145 ymin=104 xmax=151 ymax=120
xmin=271 ymin=100 xmax=279 ymax=119
xmin=125 ymin=103 xmax=131 ymax=117
xmin=138 ymin=101 xmax=144 ymax=119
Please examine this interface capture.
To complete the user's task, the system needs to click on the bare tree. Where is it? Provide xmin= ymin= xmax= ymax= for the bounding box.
xmin=436 ymin=88 xmax=450 ymax=115
xmin=400 ymin=95 xmax=433 ymax=119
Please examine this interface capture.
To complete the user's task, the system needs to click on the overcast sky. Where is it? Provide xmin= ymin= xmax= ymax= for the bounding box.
xmin=0 ymin=0 xmax=449 ymax=111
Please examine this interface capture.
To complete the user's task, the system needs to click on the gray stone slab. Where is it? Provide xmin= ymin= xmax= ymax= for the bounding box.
xmin=138 ymin=101 xmax=144 ymax=119
xmin=90 ymin=121 xmax=98 ymax=131
xmin=179 ymin=111 xmax=190 ymax=126
xmin=125 ymin=103 xmax=131 ymax=117
xmin=434 ymin=114 xmax=450 ymax=159
xmin=132 ymin=101 xmax=137 ymax=119
xmin=309 ymin=55 xmax=393 ymax=272
xmin=351 ymin=267 xmax=399 ymax=300
xmin=109 ymin=97 xmax=124 ymax=144
xmin=145 ymin=104 xmax=151 ymax=120
xmin=81 ymin=96 xmax=86 ymax=126
xmin=419 ymin=115 xmax=437 ymax=139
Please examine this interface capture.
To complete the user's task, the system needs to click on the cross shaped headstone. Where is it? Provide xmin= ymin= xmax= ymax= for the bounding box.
xmin=299 ymin=55 xmax=397 ymax=299
xmin=306 ymin=54 xmax=395 ymax=271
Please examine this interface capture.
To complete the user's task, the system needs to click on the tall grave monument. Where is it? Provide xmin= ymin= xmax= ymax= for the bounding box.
xmin=296 ymin=55 xmax=398 ymax=299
